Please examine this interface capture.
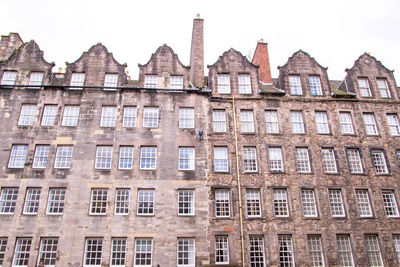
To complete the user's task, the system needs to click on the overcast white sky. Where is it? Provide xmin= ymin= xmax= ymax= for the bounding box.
xmin=1 ymin=0 xmax=400 ymax=83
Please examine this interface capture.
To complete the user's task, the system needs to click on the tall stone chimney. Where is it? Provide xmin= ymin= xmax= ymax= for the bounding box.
xmin=189 ymin=14 xmax=204 ymax=88
xmin=251 ymin=39 xmax=272 ymax=84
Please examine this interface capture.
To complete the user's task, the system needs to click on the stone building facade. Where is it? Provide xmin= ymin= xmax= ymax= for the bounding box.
xmin=0 ymin=17 xmax=400 ymax=267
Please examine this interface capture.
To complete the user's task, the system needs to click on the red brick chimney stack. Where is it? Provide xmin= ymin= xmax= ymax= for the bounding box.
xmin=251 ymin=39 xmax=272 ymax=84
xmin=189 ymin=14 xmax=204 ymax=88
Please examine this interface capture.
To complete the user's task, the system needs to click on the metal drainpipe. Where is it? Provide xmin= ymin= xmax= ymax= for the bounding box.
xmin=232 ymin=97 xmax=246 ymax=267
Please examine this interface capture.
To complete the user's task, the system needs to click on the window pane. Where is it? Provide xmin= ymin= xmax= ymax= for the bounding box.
xmin=38 ymin=238 xmax=58 ymax=267
xmin=29 ymin=72 xmax=44 ymax=88
xmin=265 ymin=110 xmax=279 ymax=133
xmin=363 ymin=113 xmax=378 ymax=135
xmin=137 ymin=190 xmax=154 ymax=215
xmin=371 ymin=150 xmax=388 ymax=174
xmin=307 ymin=235 xmax=325 ymax=267
xmin=8 ymin=145 xmax=28 ymax=168
xmin=179 ymin=108 xmax=194 ymax=128
xmin=1 ymin=71 xmax=17 ymax=85
xmin=100 ymin=106 xmax=117 ymax=127
xmin=289 ymin=75 xmax=302 ymax=95
xmin=18 ymin=104 xmax=37 ymax=125
xmin=296 ymin=148 xmax=311 ymax=173
xmin=240 ymin=110 xmax=255 ymax=133
xmin=213 ymin=110 xmax=227 ymax=132
xmin=13 ymin=238 xmax=32 ymax=266
xmin=215 ymin=236 xmax=229 ymax=264
xmin=278 ymin=235 xmax=295 ymax=267
xmin=70 ymin=73 xmax=85 ymax=89
xmin=246 ymin=189 xmax=261 ymax=217
xmin=32 ymin=145 xmax=50 ymax=168
xmin=347 ymin=149 xmax=363 ymax=174
xmin=321 ymin=148 xmax=337 ymax=173
xmin=243 ymin=147 xmax=257 ymax=172
xmin=377 ymin=78 xmax=390 ymax=98
xmin=291 ymin=111 xmax=305 ymax=133
xmin=365 ymin=235 xmax=383 ymax=267
xmin=301 ymin=189 xmax=317 ymax=217
xmin=143 ymin=107 xmax=159 ymax=128
xmin=54 ymin=146 xmax=73 ymax=169
xmin=140 ymin=147 xmax=157 ymax=170
xmin=215 ymin=189 xmax=230 ymax=217
xmin=355 ymin=190 xmax=372 ymax=217
xmin=170 ymin=76 xmax=183 ymax=89
xmin=114 ymin=189 xmax=130 ymax=215
xmin=23 ymin=188 xmax=41 ymax=215
xmin=123 ymin=106 xmax=137 ymax=127
xmin=387 ymin=114 xmax=400 ymax=136
xmin=46 ymin=188 xmax=66 ymax=215
xmin=214 ymin=147 xmax=228 ymax=172
xmin=178 ymin=190 xmax=194 ymax=215
xmin=84 ymin=238 xmax=103 ymax=266
xmin=328 ymin=189 xmax=345 ymax=217
xmin=274 ymin=189 xmax=289 ymax=217
xmin=111 ymin=238 xmax=126 ymax=266
xmin=41 ymin=105 xmax=57 ymax=126
xmin=381 ymin=190 xmax=399 ymax=217
xmin=339 ymin=112 xmax=354 ymax=134
xmin=337 ymin=235 xmax=354 ymax=267
xmin=119 ymin=146 xmax=133 ymax=170
xmin=309 ymin=76 xmax=322 ymax=96
xmin=179 ymin=147 xmax=195 ymax=170
xmin=177 ymin=238 xmax=195 ymax=266
xmin=217 ymin=74 xmax=230 ymax=94
xmin=0 ymin=188 xmax=19 ymax=214
xmin=358 ymin=78 xmax=371 ymax=97
xmin=145 ymin=75 xmax=157 ymax=89
xmin=315 ymin=111 xmax=329 ymax=134
xmin=95 ymin=146 xmax=113 ymax=169
xmin=135 ymin=238 xmax=152 ymax=266
xmin=0 ymin=238 xmax=7 ymax=266
xmin=238 ymin=74 xmax=251 ymax=94
xmin=249 ymin=236 xmax=265 ymax=267
xmin=269 ymin=147 xmax=283 ymax=172
xmin=104 ymin=74 xmax=118 ymax=88
xmin=62 ymin=106 xmax=80 ymax=126
xmin=89 ymin=189 xmax=108 ymax=215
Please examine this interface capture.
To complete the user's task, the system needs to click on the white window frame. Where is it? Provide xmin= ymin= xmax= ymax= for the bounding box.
xmin=178 ymin=147 xmax=195 ymax=170
xmin=122 ymin=106 xmax=137 ymax=127
xmin=381 ymin=190 xmax=399 ymax=217
xmin=134 ymin=238 xmax=153 ymax=267
xmin=170 ymin=75 xmax=184 ymax=89
xmin=8 ymin=144 xmax=28 ymax=168
xmin=0 ymin=237 xmax=7 ymax=266
xmin=328 ymin=189 xmax=345 ymax=218
xmin=371 ymin=150 xmax=389 ymax=175
xmin=118 ymin=146 xmax=133 ymax=170
xmin=289 ymin=75 xmax=302 ymax=95
xmin=95 ymin=146 xmax=113 ymax=169
xmin=179 ymin=108 xmax=194 ymax=129
xmin=110 ymin=238 xmax=127 ymax=267
xmin=243 ymin=147 xmax=258 ymax=173
xmin=61 ymin=105 xmax=80 ymax=126
xmin=301 ymin=189 xmax=318 ymax=217
xmin=37 ymin=237 xmax=58 ymax=267
xmin=23 ymin=188 xmax=41 ymax=215
xmin=89 ymin=189 xmax=108 ymax=215
xmin=114 ymin=188 xmax=130 ymax=215
xmin=249 ymin=236 xmax=266 ymax=267
xmin=46 ymin=188 xmax=66 ymax=215
xmin=355 ymin=189 xmax=373 ymax=218
xmin=346 ymin=148 xmax=363 ymax=174
xmin=377 ymin=78 xmax=391 ymax=98
xmin=339 ymin=112 xmax=355 ymax=135
xmin=238 ymin=74 xmax=251 ymax=94
xmin=18 ymin=104 xmax=37 ymax=126
xmin=12 ymin=238 xmax=32 ymax=267
xmin=144 ymin=75 xmax=157 ymax=89
xmin=307 ymin=235 xmax=325 ymax=267
xmin=217 ymin=74 xmax=231 ymax=94
xmin=291 ymin=111 xmax=305 ymax=134
xmin=278 ymin=235 xmax=295 ymax=267
xmin=178 ymin=189 xmax=195 ymax=216
xmin=0 ymin=187 xmax=18 ymax=214
xmin=265 ymin=110 xmax=279 ymax=134
xmin=246 ymin=188 xmax=261 ymax=218
xmin=215 ymin=189 xmax=230 ymax=218
xmin=363 ymin=113 xmax=379 ymax=135
xmin=268 ymin=147 xmax=284 ymax=173
xmin=100 ymin=106 xmax=117 ymax=127
xmin=365 ymin=235 xmax=383 ymax=267
xmin=214 ymin=147 xmax=229 ymax=172
xmin=137 ymin=189 xmax=155 ymax=216
xmin=54 ymin=145 xmax=73 ymax=169
xmin=393 ymin=235 xmax=400 ymax=265
xmin=70 ymin=73 xmax=85 ymax=90
xmin=104 ymin=73 xmax=118 ymax=89
xmin=273 ymin=189 xmax=289 ymax=217
xmin=1 ymin=71 xmax=17 ymax=86
xmin=212 ymin=110 xmax=227 ymax=132
xmin=296 ymin=148 xmax=311 ymax=173
xmin=143 ymin=107 xmax=159 ymax=128
xmin=177 ymin=238 xmax=195 ymax=267
xmin=321 ymin=148 xmax=337 ymax=173
xmin=83 ymin=238 xmax=103 ymax=267
xmin=28 ymin=72 xmax=44 ymax=88
xmin=315 ymin=111 xmax=330 ymax=134
xmin=358 ymin=78 xmax=372 ymax=97
xmin=215 ymin=236 xmax=229 ymax=265
xmin=32 ymin=145 xmax=50 ymax=169
xmin=140 ymin=147 xmax=157 ymax=170
xmin=387 ymin=114 xmax=400 ymax=136
xmin=240 ymin=110 xmax=255 ymax=133
xmin=309 ymin=76 xmax=323 ymax=96
xmin=41 ymin=105 xmax=57 ymax=126
xmin=336 ymin=235 xmax=354 ymax=267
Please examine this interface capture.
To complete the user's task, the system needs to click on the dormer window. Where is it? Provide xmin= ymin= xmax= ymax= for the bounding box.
xmin=309 ymin=76 xmax=322 ymax=96
xmin=358 ymin=78 xmax=371 ymax=97
xmin=289 ymin=75 xmax=302 ymax=95
xmin=217 ymin=74 xmax=231 ymax=94
xmin=28 ymin=72 xmax=44 ymax=88
xmin=238 ymin=74 xmax=251 ymax=94
xmin=70 ymin=73 xmax=85 ymax=90
xmin=170 ymin=76 xmax=183 ymax=89
xmin=1 ymin=71 xmax=17 ymax=86
xmin=104 ymin=74 xmax=118 ymax=89
xmin=145 ymin=75 xmax=157 ymax=89
xmin=376 ymin=78 xmax=391 ymax=98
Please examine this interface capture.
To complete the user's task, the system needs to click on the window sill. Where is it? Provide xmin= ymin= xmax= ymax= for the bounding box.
xmin=342 ymin=133 xmax=357 ymax=136
xmin=303 ymin=216 xmax=320 ymax=220
xmin=246 ymin=216 xmax=264 ymax=220
xmin=269 ymin=171 xmax=285 ymax=174
xmin=214 ymin=171 xmax=230 ymax=174
xmin=178 ymin=214 xmax=195 ymax=217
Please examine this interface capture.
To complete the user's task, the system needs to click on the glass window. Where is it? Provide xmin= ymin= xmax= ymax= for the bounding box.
xmin=0 ymin=188 xmax=18 ymax=214
xmin=268 ymin=147 xmax=284 ymax=172
xmin=315 ymin=111 xmax=329 ymax=134
xmin=104 ymin=74 xmax=118 ymax=88
xmin=95 ymin=146 xmax=113 ymax=169
xmin=114 ymin=189 xmax=130 ymax=215
xmin=217 ymin=74 xmax=231 ymax=94
xmin=336 ymin=235 xmax=354 ymax=267
xmin=301 ymin=189 xmax=318 ymax=217
xmin=377 ymin=78 xmax=390 ymax=98
xmin=28 ymin=72 xmax=44 ymax=88
xmin=278 ymin=235 xmax=295 ymax=267
xmin=134 ymin=238 xmax=152 ymax=267
xmin=123 ymin=106 xmax=137 ymax=127
xmin=46 ymin=188 xmax=66 ymax=215
xmin=355 ymin=189 xmax=372 ymax=217
xmin=140 ymin=147 xmax=157 ymax=170
xmin=393 ymin=235 xmax=400 ymax=265
xmin=144 ymin=75 xmax=157 ymax=89
xmin=110 ymin=238 xmax=126 ymax=267
xmin=381 ymin=190 xmax=399 ymax=217
xmin=371 ymin=150 xmax=388 ymax=174
xmin=296 ymin=148 xmax=311 ymax=173
xmin=137 ymin=189 xmax=154 ymax=215
xmin=249 ymin=236 xmax=265 ymax=267
xmin=358 ymin=78 xmax=371 ymax=97
xmin=215 ymin=189 xmax=230 ymax=217
xmin=290 ymin=111 xmax=305 ymax=133
xmin=346 ymin=149 xmax=363 ymax=174
xmin=23 ymin=188 xmax=41 ymax=215
xmin=12 ymin=238 xmax=32 ymax=267
xmin=18 ymin=104 xmax=37 ymax=126
xmin=365 ymin=235 xmax=383 ymax=267
xmin=89 ymin=189 xmax=108 ymax=215
xmin=178 ymin=147 xmax=195 ymax=170
xmin=143 ymin=107 xmax=159 ymax=128
xmin=215 ymin=236 xmax=229 ymax=264
xmin=240 ymin=110 xmax=255 ymax=133
xmin=54 ymin=146 xmax=73 ymax=169
xmin=177 ymin=238 xmax=195 ymax=267
xmin=0 ymin=237 xmax=7 ymax=266
xmin=32 ymin=145 xmax=50 ymax=169
xmin=170 ymin=76 xmax=184 ymax=89
xmin=289 ymin=75 xmax=302 ymax=95
xmin=8 ymin=144 xmax=28 ymax=168
xmin=38 ymin=238 xmax=58 ymax=267
xmin=321 ymin=148 xmax=337 ymax=173
xmin=118 ymin=146 xmax=133 ymax=170
xmin=178 ymin=190 xmax=195 ymax=215
xmin=273 ymin=189 xmax=289 ymax=217
xmin=246 ymin=189 xmax=261 ymax=217
xmin=84 ymin=238 xmax=103 ymax=266
xmin=328 ymin=189 xmax=345 ymax=218
xmin=309 ymin=76 xmax=322 ymax=96
xmin=339 ymin=112 xmax=354 ymax=134
xmin=1 ymin=71 xmax=17 ymax=85
xmin=214 ymin=147 xmax=228 ymax=172
xmin=212 ymin=110 xmax=227 ymax=132
xmin=363 ymin=113 xmax=378 ymax=135
xmin=70 ymin=73 xmax=85 ymax=90
xmin=307 ymin=235 xmax=325 ymax=267
xmin=387 ymin=114 xmax=400 ymax=136
xmin=243 ymin=147 xmax=258 ymax=172
xmin=179 ymin=108 xmax=194 ymax=128
xmin=265 ymin=110 xmax=279 ymax=133
xmin=62 ymin=105 xmax=80 ymax=126
xmin=238 ymin=74 xmax=251 ymax=94
xmin=41 ymin=105 xmax=57 ymax=126
xmin=100 ymin=106 xmax=117 ymax=127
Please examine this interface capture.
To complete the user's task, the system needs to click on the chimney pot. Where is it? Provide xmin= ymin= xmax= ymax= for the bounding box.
xmin=196 ymin=14 xmax=200 ymax=19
